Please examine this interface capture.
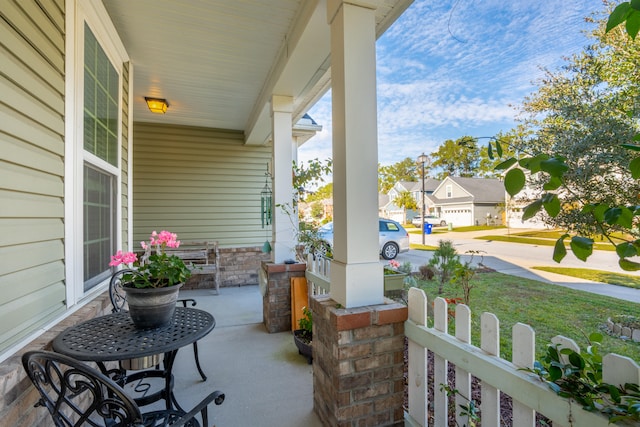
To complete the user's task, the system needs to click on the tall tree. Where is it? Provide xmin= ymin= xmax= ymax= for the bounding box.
xmin=378 ymin=157 xmax=419 ymax=193
xmin=493 ymin=3 xmax=640 ymax=269
xmin=430 ymin=136 xmax=481 ymax=179
xmin=305 ymin=183 xmax=333 ymax=203
xmin=392 ymin=190 xmax=418 ymax=224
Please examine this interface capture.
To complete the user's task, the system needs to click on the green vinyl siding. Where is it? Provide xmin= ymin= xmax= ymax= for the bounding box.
xmin=0 ymin=0 xmax=66 ymax=352
xmin=121 ymin=62 xmax=130 ymax=252
xmin=133 ymin=123 xmax=271 ymax=247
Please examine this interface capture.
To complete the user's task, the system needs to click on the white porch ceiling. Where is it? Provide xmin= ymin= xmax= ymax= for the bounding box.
xmin=102 ymin=0 xmax=413 ymax=145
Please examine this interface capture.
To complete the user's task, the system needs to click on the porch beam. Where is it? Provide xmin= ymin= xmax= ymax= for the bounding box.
xmin=327 ymin=0 xmax=383 ymax=308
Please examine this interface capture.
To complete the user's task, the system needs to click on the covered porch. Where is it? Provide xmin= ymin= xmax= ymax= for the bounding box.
xmin=167 ymin=286 xmax=322 ymax=427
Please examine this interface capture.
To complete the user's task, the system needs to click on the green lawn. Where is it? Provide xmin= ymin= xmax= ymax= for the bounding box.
xmin=476 ymin=234 xmax=616 ymax=251
xmin=413 ymin=272 xmax=640 ymax=362
xmin=532 ymin=266 xmax=640 ymax=289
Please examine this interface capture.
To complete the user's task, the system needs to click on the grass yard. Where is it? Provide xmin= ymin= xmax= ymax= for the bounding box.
xmin=532 ymin=266 xmax=640 ymax=289
xmin=476 ymin=233 xmax=616 ymax=251
xmin=414 ymin=271 xmax=640 ymax=362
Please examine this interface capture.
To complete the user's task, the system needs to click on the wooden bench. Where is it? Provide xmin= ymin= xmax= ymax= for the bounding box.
xmin=165 ymin=241 xmax=220 ymax=293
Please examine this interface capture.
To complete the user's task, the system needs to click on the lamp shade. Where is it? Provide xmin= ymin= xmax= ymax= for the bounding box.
xmin=145 ymin=97 xmax=168 ymax=114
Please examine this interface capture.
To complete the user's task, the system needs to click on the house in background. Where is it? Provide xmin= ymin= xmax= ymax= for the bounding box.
xmin=380 ymin=181 xmax=416 ymax=223
xmin=428 ymin=176 xmax=505 ymax=226
xmin=380 ymin=178 xmax=441 ymax=223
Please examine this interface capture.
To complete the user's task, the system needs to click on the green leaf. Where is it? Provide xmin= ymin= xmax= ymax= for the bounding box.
xmin=504 ymin=168 xmax=526 ymax=196
xmin=606 ymin=2 xmax=631 ymax=33
xmin=495 ymin=140 xmax=503 ymax=157
xmin=616 ymin=242 xmax=638 ymax=258
xmin=522 ymin=200 xmax=543 ymax=221
xmin=495 ymin=158 xmax=517 ymax=170
xmin=568 ymin=352 xmax=585 ymax=369
xmin=631 ymin=157 xmax=640 ymax=179
xmin=553 ymin=235 xmax=568 ymax=263
xmin=619 ymin=258 xmax=640 ymax=271
xmin=592 ymin=204 xmax=609 ymax=222
xmin=542 ymin=176 xmax=562 ymax=191
xmin=542 ymin=193 xmax=561 ymax=217
xmin=588 ymin=332 xmax=603 ymax=343
xmin=626 ymin=9 xmax=640 ymax=39
xmin=520 ymin=154 xmax=549 ymax=173
xmin=487 ymin=142 xmax=494 ymax=159
xmin=604 ymin=207 xmax=622 ymax=225
xmin=570 ymin=236 xmax=593 ymax=262
xmin=618 ymin=206 xmax=634 ymax=229
xmin=621 ymin=143 xmax=640 ymax=151
xmin=540 ymin=157 xmax=569 ymax=178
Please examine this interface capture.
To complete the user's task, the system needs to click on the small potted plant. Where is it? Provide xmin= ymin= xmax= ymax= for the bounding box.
xmin=293 ymin=306 xmax=313 ymax=364
xmin=383 ymin=259 xmax=407 ymax=292
xmin=109 ymin=230 xmax=192 ymax=328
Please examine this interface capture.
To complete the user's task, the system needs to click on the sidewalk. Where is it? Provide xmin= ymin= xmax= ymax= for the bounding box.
xmin=399 ymin=227 xmax=640 ymax=303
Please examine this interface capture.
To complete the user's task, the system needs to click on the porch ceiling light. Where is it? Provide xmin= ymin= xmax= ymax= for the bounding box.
xmin=145 ymin=97 xmax=169 ymax=114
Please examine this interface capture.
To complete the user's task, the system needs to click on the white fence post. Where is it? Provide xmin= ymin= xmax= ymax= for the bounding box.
xmin=603 ymin=353 xmax=640 ymax=388
xmin=407 ymin=288 xmax=428 ymax=427
xmin=455 ymin=304 xmax=472 ymax=427
xmin=480 ymin=312 xmax=500 ymax=427
xmin=512 ymin=323 xmax=535 ymax=426
xmin=433 ymin=297 xmax=448 ymax=427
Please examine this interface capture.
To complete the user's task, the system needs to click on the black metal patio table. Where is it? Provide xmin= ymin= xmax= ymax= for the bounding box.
xmin=53 ymin=307 xmax=215 ymax=410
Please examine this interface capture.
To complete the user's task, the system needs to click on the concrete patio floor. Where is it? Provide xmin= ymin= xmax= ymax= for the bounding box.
xmin=166 ymin=285 xmax=323 ymax=426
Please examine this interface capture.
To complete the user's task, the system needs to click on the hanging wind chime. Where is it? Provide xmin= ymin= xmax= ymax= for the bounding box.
xmin=260 ymin=165 xmax=273 ymax=253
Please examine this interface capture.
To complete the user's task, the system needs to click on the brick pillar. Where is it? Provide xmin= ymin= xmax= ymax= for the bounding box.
xmin=261 ymin=261 xmax=306 ymax=333
xmin=311 ymin=294 xmax=408 ymax=426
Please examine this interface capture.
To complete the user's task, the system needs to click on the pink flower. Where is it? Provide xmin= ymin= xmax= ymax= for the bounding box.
xmin=388 ymin=260 xmax=400 ymax=269
xmin=109 ymin=250 xmax=138 ymax=267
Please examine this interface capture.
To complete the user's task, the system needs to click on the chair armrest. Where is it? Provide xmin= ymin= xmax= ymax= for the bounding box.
xmin=167 ymin=390 xmax=225 ymax=426
xmin=177 ymin=298 xmax=197 ymax=307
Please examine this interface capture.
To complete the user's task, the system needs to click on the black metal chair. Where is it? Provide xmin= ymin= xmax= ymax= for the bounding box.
xmin=22 ymin=350 xmax=224 ymax=427
xmin=109 ymin=270 xmax=208 ymax=381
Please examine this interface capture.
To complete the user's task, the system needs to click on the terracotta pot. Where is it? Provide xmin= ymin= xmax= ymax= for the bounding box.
xmin=123 ymin=283 xmax=183 ymax=329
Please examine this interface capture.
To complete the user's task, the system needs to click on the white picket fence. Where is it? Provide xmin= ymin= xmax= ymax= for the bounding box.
xmin=405 ymin=287 xmax=640 ymax=427
xmin=303 ymin=259 xmax=640 ymax=426
xmin=305 ymin=253 xmax=331 ymax=295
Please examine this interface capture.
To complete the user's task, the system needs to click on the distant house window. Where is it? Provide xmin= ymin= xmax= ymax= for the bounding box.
xmin=446 ymin=185 xmax=452 ymax=198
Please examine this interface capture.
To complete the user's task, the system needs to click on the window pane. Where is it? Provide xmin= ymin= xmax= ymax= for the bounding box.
xmin=83 ymin=165 xmax=115 ymax=291
xmin=84 ymin=23 xmax=118 ymax=166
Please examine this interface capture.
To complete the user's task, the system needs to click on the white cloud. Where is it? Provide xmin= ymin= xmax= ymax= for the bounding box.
xmin=299 ymin=0 xmax=603 ymax=168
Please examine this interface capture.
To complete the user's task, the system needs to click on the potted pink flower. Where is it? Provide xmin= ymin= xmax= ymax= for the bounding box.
xmin=109 ymin=230 xmax=192 ymax=328
xmin=383 ymin=259 xmax=406 ymax=292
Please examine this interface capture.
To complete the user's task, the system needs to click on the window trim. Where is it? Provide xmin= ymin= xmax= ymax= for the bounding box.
xmin=65 ymin=1 xmax=129 ymax=307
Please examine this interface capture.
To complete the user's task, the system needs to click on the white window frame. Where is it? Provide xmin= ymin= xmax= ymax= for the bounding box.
xmin=446 ymin=185 xmax=453 ymax=198
xmin=64 ymin=1 xmax=129 ymax=307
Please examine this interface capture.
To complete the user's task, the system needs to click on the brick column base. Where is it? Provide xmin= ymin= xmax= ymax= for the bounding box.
xmin=311 ymin=294 xmax=408 ymax=426
xmin=261 ymin=261 xmax=306 ymax=333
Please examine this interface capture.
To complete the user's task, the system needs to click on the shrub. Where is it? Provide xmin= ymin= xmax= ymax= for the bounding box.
xmin=419 ymin=264 xmax=435 ymax=280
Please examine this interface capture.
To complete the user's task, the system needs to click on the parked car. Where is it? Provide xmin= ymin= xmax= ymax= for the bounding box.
xmin=411 ymin=215 xmax=447 ymax=227
xmin=316 ymin=218 xmax=410 ymax=260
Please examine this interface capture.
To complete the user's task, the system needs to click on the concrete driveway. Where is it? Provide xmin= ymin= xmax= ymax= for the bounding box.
xmin=386 ymin=227 xmax=640 ymax=303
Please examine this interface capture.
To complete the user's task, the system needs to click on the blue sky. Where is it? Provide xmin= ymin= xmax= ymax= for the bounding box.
xmin=299 ymin=0 xmax=606 ymax=168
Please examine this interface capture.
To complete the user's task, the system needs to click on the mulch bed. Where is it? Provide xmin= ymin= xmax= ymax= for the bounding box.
xmin=403 ymin=340 xmax=552 ymax=426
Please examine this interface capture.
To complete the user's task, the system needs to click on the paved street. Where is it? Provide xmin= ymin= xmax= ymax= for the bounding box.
xmin=387 ymin=227 xmax=640 ymax=303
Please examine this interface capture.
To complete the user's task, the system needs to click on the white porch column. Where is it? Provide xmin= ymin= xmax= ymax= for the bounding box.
xmin=271 ymin=95 xmax=297 ymax=263
xmin=327 ymin=0 xmax=383 ymax=308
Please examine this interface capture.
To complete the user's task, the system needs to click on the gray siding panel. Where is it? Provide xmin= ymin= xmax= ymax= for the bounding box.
xmin=0 ymin=0 xmax=66 ymax=353
xmin=133 ymin=123 xmax=272 ymax=246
